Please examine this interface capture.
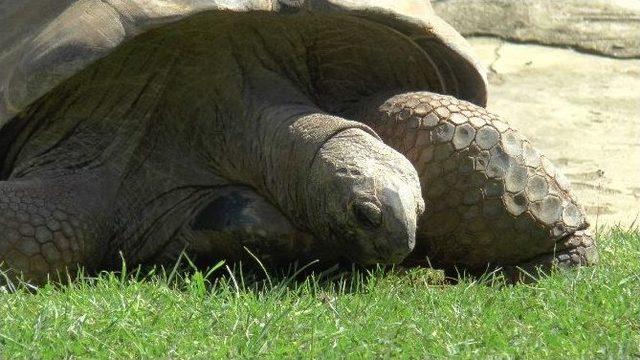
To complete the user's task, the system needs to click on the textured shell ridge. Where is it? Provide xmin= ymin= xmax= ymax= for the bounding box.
xmin=0 ymin=0 xmax=487 ymax=128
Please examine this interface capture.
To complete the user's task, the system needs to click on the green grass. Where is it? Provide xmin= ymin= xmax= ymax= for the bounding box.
xmin=1 ymin=229 xmax=639 ymax=359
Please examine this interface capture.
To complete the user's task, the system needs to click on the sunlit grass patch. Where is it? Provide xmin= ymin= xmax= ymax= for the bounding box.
xmin=1 ymin=228 xmax=639 ymax=358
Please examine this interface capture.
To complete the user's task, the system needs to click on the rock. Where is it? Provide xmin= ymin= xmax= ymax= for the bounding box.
xmin=432 ymin=0 xmax=640 ymax=58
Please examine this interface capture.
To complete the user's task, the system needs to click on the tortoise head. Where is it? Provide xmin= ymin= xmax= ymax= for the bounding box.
xmin=306 ymin=127 xmax=425 ymax=265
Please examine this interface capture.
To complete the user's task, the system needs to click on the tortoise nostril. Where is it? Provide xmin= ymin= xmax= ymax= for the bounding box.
xmin=352 ymin=201 xmax=382 ymax=229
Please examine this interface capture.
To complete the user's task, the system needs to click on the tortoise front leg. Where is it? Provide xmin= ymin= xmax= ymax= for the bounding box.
xmin=352 ymin=91 xmax=598 ymax=273
xmin=0 ymin=174 xmax=111 ymax=284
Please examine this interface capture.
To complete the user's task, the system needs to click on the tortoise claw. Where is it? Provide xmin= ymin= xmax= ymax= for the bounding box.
xmin=501 ymin=229 xmax=598 ymax=283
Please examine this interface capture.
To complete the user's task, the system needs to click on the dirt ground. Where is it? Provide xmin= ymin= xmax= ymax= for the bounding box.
xmin=468 ymin=37 xmax=640 ymax=228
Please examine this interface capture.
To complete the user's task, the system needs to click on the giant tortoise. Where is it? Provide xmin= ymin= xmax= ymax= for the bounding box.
xmin=0 ymin=0 xmax=597 ymax=283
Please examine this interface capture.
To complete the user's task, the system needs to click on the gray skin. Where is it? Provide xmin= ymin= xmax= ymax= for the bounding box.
xmin=0 ymin=13 xmax=425 ymax=283
xmin=0 ymin=11 xmax=596 ymax=284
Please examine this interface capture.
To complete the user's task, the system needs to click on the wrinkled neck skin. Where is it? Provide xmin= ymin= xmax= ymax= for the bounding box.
xmin=3 ymin=14 xmax=424 ymax=265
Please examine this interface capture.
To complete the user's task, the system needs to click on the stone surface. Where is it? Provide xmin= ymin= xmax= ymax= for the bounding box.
xmin=433 ymin=0 xmax=640 ymax=58
xmin=469 ymin=37 xmax=640 ymax=227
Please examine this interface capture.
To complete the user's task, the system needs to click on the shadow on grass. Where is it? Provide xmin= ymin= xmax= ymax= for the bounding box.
xmin=4 ymin=226 xmax=635 ymax=296
xmin=0 ymin=255 xmax=536 ymax=296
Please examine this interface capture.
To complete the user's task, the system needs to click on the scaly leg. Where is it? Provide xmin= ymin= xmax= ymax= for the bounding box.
xmin=352 ymin=91 xmax=598 ymax=272
xmin=0 ymin=173 xmax=112 ymax=284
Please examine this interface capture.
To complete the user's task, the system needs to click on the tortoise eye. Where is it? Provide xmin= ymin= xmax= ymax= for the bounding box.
xmin=352 ymin=201 xmax=382 ymax=229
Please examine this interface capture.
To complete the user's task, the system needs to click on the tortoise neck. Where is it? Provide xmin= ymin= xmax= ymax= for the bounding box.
xmin=225 ymin=66 xmax=381 ymax=230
